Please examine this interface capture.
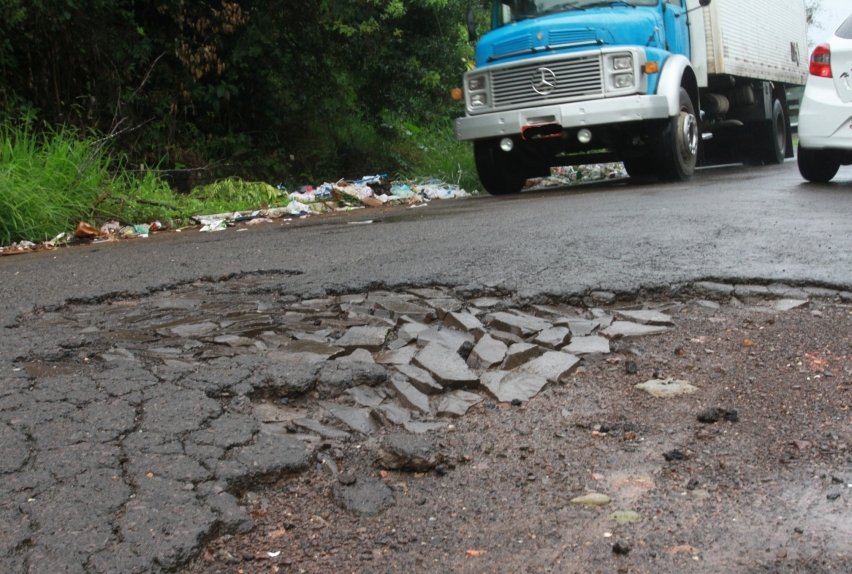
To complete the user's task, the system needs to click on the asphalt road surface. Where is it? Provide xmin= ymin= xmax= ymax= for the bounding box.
xmin=1 ymin=159 xmax=851 ymax=574
xmin=2 ymin=161 xmax=851 ymax=328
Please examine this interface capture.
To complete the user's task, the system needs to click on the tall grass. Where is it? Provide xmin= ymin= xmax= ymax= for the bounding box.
xmin=0 ymin=122 xmax=113 ymax=244
xmin=0 ymin=122 xmax=290 ymax=245
xmin=398 ymin=121 xmax=480 ymax=193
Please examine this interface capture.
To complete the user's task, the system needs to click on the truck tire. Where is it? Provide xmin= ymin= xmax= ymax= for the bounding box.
xmin=654 ymin=87 xmax=698 ymax=181
xmin=474 ymin=139 xmax=527 ymax=195
xmin=749 ymin=99 xmax=787 ymax=165
xmin=797 ymin=145 xmax=840 ymax=183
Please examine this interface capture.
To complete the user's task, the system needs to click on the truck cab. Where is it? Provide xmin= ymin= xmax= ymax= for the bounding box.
xmin=456 ymin=0 xmax=808 ymax=194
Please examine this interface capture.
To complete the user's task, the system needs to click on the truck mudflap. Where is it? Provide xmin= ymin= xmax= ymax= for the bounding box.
xmin=455 ymin=94 xmax=670 ymax=142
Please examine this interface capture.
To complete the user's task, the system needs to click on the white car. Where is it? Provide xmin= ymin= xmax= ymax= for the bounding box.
xmin=797 ymin=13 xmax=852 ymax=183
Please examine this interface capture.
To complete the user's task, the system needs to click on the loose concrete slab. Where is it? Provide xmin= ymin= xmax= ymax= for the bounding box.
xmin=516 ymin=351 xmax=580 ymax=383
xmin=602 ymin=321 xmax=670 ymax=338
xmin=467 ymin=334 xmax=508 ymax=370
xmin=564 ymin=335 xmax=611 ymax=355
xmin=480 ymin=371 xmax=549 ymax=403
xmin=413 ymin=343 xmax=479 ymax=388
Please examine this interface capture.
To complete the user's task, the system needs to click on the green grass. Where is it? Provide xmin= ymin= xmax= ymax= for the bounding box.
xmin=393 ymin=120 xmax=480 ymax=193
xmin=0 ymin=121 xmax=290 ymax=245
xmin=0 ymin=117 xmax=476 ymax=247
xmin=0 ymin=122 xmax=113 ymax=244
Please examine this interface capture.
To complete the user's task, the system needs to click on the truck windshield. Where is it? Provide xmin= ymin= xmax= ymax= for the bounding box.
xmin=496 ymin=0 xmax=657 ymax=25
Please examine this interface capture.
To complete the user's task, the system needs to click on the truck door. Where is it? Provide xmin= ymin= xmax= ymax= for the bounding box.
xmin=664 ymin=0 xmax=690 ymax=58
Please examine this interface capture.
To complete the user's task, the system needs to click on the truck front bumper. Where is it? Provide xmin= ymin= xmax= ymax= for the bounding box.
xmin=455 ymin=94 xmax=671 ymax=141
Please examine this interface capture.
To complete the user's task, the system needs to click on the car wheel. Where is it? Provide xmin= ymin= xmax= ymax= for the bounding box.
xmin=797 ymin=145 xmax=840 ymax=183
xmin=474 ymin=139 xmax=528 ymax=195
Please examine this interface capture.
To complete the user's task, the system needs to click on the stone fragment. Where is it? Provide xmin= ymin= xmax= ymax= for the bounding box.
xmin=372 ymin=401 xmax=412 ymax=426
xmin=502 ymin=342 xmax=544 ymax=370
xmin=733 ymin=284 xmax=770 ymax=299
xmin=534 ymin=326 xmax=571 ymax=348
xmin=489 ymin=329 xmax=524 ymax=346
xmin=335 ymin=326 xmax=390 ymax=351
xmin=212 ymin=335 xmax=255 ymax=347
xmin=292 ymin=418 xmax=351 ymax=440
xmin=435 ymin=390 xmax=483 ymax=417
xmin=697 ymin=407 xmax=738 ymax=423
xmin=394 ymin=364 xmax=443 ymax=395
xmin=167 ymin=321 xmax=219 ymax=337
xmin=774 ymin=299 xmax=809 ymax=311
xmin=333 ymin=478 xmax=395 ymax=516
xmin=516 ymin=351 xmax=579 ymax=383
xmin=391 ymin=321 xmax=430 ymax=348
xmin=560 ymin=318 xmax=598 ymax=336
xmin=767 ymin=283 xmax=809 ymax=299
xmin=693 ymin=281 xmax=734 ymax=298
xmin=564 ymin=335 xmax=611 ymax=355
xmin=480 ymin=371 xmax=549 ymax=403
xmin=377 ymin=433 xmax=443 ymax=472
xmin=444 ymin=312 xmax=486 ymax=339
xmin=336 ymin=348 xmax=375 ymax=363
xmin=602 ymin=321 xmax=669 ymax=338
xmin=390 ymin=377 xmax=431 ymax=415
xmin=487 ymin=311 xmax=551 ymax=337
xmin=315 ymin=362 xmax=388 ymax=398
xmin=424 ymin=298 xmax=464 ymax=318
xmin=231 ymin=433 xmax=312 ymax=481
xmin=321 ymin=402 xmax=379 ymax=435
xmin=413 ymin=343 xmax=479 ymax=388
xmin=343 ymin=385 xmax=387 ymax=408
xmin=470 ymin=297 xmax=503 ymax=308
xmin=417 ymin=327 xmax=475 ymax=354
xmin=614 ymin=310 xmax=674 ymax=326
xmin=403 ymin=421 xmax=446 ymax=434
xmin=277 ymin=340 xmax=345 ymax=361
xmin=610 ymin=510 xmax=642 ymax=524
xmin=635 ymin=378 xmax=698 ymax=398
xmin=467 ymin=335 xmax=508 ymax=370
xmin=570 ymin=492 xmax=611 ymax=507
xmin=588 ymin=291 xmax=616 ymax=304
xmin=375 ymin=345 xmax=418 ymax=366
xmin=375 ymin=300 xmax=435 ymax=323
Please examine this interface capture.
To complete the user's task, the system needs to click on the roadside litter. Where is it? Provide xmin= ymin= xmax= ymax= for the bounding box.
xmin=0 ymin=174 xmax=469 ymax=255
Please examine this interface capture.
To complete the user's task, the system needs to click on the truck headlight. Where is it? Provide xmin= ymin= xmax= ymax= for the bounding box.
xmin=467 ymin=76 xmax=486 ymax=91
xmin=613 ymin=73 xmax=634 ymax=89
xmin=470 ymin=93 xmax=489 ymax=107
xmin=611 ymin=55 xmax=633 ymax=71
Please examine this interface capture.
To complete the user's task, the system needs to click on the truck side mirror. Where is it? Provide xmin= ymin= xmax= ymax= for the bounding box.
xmin=699 ymin=0 xmax=711 ymax=6
xmin=467 ymin=7 xmax=477 ymax=42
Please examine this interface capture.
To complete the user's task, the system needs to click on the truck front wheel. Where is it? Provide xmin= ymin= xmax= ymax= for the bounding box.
xmin=654 ymin=88 xmax=698 ymax=181
xmin=474 ymin=139 xmax=528 ymax=195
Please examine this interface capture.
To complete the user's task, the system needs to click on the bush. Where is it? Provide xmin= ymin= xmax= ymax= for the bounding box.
xmin=0 ymin=122 xmax=112 ymax=244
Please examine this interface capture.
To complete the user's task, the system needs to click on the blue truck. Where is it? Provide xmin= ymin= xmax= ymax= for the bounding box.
xmin=456 ymin=0 xmax=809 ymax=194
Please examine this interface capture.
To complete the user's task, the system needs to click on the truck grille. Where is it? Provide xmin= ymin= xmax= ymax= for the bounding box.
xmin=491 ymin=55 xmax=602 ymax=110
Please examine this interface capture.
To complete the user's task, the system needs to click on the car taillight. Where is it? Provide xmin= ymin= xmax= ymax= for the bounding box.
xmin=809 ymin=43 xmax=832 ymax=78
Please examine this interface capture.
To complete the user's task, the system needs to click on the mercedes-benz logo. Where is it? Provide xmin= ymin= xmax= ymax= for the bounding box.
xmin=532 ymin=67 xmax=557 ymax=96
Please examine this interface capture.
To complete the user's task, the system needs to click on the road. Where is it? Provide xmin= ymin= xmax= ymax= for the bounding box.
xmin=0 ymin=159 xmax=850 ymax=574
xmin=2 ymin=161 xmax=852 ymax=329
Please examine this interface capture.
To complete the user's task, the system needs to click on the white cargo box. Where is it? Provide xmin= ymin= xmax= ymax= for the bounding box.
xmin=687 ymin=0 xmax=809 ymax=87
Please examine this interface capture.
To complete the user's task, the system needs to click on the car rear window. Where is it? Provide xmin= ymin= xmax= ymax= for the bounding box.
xmin=837 ymin=14 xmax=852 ymax=39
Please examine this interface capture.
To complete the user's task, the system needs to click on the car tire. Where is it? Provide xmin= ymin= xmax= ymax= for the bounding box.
xmin=797 ymin=145 xmax=840 ymax=183
xmin=474 ymin=139 xmax=528 ymax=195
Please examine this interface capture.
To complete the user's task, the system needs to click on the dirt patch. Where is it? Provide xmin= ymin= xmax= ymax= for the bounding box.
xmin=181 ymin=293 xmax=851 ymax=574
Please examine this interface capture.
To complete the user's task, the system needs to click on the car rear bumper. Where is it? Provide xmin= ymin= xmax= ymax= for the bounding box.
xmin=797 ymin=77 xmax=852 ymax=150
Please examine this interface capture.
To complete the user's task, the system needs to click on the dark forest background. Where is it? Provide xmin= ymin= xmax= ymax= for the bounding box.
xmin=0 ymin=0 xmax=481 ymax=186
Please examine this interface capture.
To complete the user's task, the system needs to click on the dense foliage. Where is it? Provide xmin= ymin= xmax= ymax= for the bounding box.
xmin=0 ymin=0 xmax=481 ymax=186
